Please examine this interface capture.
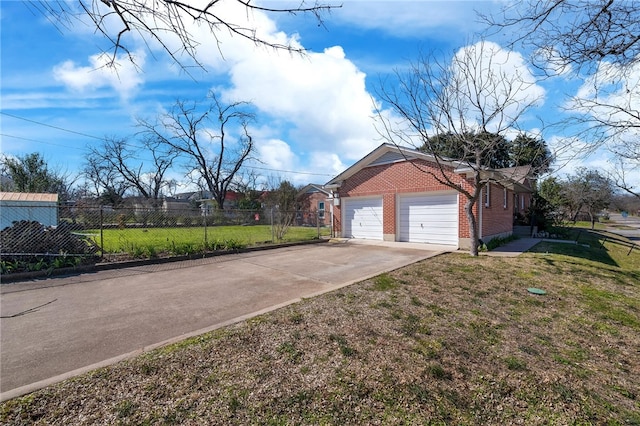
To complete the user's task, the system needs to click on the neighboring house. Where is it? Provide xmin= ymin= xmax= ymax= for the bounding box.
xmin=323 ymin=144 xmax=533 ymax=249
xmin=199 ymin=191 xmax=242 ymax=215
xmin=0 ymin=192 xmax=59 ymax=229
xmin=114 ymin=189 xmax=283 ymax=217
xmin=296 ymin=184 xmax=330 ymax=226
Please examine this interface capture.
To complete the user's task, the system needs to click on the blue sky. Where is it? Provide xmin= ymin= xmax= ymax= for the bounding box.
xmin=0 ymin=1 xmax=633 ymax=192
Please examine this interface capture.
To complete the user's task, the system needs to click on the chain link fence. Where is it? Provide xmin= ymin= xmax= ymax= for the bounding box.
xmin=1 ymin=203 xmax=330 ymax=274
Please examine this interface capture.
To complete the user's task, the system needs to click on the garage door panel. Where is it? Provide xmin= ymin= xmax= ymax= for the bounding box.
xmin=343 ymin=198 xmax=383 ymax=240
xmin=399 ymin=193 xmax=458 ymax=245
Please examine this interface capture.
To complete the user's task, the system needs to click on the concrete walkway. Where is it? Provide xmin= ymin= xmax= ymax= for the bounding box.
xmin=343 ymin=236 xmax=543 ymax=257
xmin=483 ymin=237 xmax=542 ymax=257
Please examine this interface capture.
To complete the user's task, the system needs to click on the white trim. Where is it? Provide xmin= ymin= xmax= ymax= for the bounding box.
xmin=503 ymin=187 xmax=508 ymax=209
xmin=479 ymin=195 xmax=483 ymax=239
xmin=484 ymin=184 xmax=491 ymax=207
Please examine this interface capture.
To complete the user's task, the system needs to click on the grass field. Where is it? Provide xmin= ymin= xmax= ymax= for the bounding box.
xmin=2 ymin=226 xmax=639 ymax=424
xmin=93 ymin=225 xmax=330 ymax=255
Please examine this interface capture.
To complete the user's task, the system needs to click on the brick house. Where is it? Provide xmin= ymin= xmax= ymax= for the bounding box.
xmin=324 ymin=144 xmax=533 ymax=249
xmin=296 ymin=184 xmax=330 ymax=226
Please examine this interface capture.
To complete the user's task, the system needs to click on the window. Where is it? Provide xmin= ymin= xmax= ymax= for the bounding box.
xmin=318 ymin=201 xmax=325 ymax=219
xmin=503 ymin=188 xmax=508 ymax=209
xmin=484 ymin=184 xmax=490 ymax=207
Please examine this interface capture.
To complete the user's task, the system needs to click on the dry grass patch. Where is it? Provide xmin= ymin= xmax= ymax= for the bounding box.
xmin=2 ymin=238 xmax=639 ymax=425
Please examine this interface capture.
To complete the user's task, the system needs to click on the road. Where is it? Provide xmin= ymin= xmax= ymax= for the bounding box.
xmin=1 ymin=241 xmax=446 ymax=400
xmin=606 ymin=212 xmax=640 ymax=241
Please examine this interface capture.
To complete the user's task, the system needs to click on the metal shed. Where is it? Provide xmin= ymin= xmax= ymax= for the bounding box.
xmin=0 ymin=192 xmax=59 ymax=230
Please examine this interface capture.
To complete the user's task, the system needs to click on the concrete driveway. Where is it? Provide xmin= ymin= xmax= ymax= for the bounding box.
xmin=1 ymin=242 xmax=445 ymax=400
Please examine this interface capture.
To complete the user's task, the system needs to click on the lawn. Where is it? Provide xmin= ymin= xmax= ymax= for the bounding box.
xmin=93 ymin=225 xmax=330 ymax=255
xmin=2 ymin=228 xmax=639 ymax=424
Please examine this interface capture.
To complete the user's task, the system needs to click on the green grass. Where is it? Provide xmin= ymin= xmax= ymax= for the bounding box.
xmin=2 ymin=224 xmax=639 ymax=424
xmin=91 ymin=225 xmax=329 ymax=254
xmin=531 ymin=227 xmax=640 ymax=271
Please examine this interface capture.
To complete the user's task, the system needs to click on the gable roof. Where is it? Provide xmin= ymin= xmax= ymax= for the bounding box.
xmin=324 ymin=143 xmax=533 ymax=193
xmin=297 ymin=184 xmax=331 ymax=198
xmin=496 ymin=165 xmax=534 ymax=185
xmin=325 ymin=143 xmax=459 ymax=187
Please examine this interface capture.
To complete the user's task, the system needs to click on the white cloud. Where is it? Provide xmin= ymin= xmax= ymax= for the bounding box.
xmin=222 ymin=44 xmax=380 ymax=163
xmin=46 ymin=1 xmax=529 ymax=184
xmin=53 ymin=51 xmax=146 ymax=100
xmin=68 ymin=0 xmax=383 ymax=176
xmin=533 ymin=46 xmax=573 ymax=77
xmin=442 ymin=41 xmax=546 ymax=134
xmin=572 ymin=60 xmax=640 ymax=138
xmin=333 ymin=0 xmax=498 ymax=37
xmin=308 ymin=151 xmax=348 ymax=178
xmin=257 ymin=139 xmax=298 ymax=171
xmin=561 ymin=59 xmax=640 ymax=182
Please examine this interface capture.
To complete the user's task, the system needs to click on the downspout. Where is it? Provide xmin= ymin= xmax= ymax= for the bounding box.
xmin=478 ymin=195 xmax=483 ymax=240
xmin=329 ymin=202 xmax=334 ymax=238
xmin=324 ymin=183 xmax=342 ymax=238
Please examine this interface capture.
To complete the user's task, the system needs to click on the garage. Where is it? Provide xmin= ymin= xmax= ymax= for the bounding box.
xmin=398 ymin=192 xmax=458 ymax=245
xmin=343 ymin=197 xmax=383 ymax=240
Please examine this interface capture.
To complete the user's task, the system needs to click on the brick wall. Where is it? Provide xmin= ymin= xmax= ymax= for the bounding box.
xmin=480 ymin=184 xmax=513 ymax=239
xmin=335 ymin=159 xmax=476 ymax=239
xmin=330 ymin=158 xmax=519 ymax=243
xmin=297 ymin=192 xmax=328 ymax=226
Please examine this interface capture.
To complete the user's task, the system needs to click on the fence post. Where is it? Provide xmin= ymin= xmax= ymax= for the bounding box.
xmin=317 ymin=210 xmax=320 ymax=239
xmin=203 ymin=208 xmax=208 ymax=245
xmin=271 ymin=207 xmax=275 ymax=243
xmin=100 ymin=206 xmax=104 ymax=258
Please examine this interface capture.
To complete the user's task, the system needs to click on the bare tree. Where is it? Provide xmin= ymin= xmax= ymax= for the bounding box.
xmin=483 ymin=1 xmax=640 ymax=186
xmin=376 ymin=41 xmax=543 ymax=256
xmin=561 ymin=168 xmax=613 ymax=229
xmin=482 ymin=1 xmax=640 ymax=75
xmin=263 ymin=179 xmax=299 ymax=240
xmin=83 ymin=155 xmax=131 ymax=206
xmin=86 ymin=137 xmax=179 ymax=206
xmin=32 ymin=0 xmax=337 ymax=69
xmin=138 ymin=92 xmax=255 ymax=210
xmin=607 ymin=158 xmax=639 ymax=199
xmin=560 ymin=66 xmax=640 ymax=162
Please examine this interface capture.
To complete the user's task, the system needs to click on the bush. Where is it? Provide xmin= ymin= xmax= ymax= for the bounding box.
xmin=483 ymin=235 xmax=517 ymax=251
xmin=0 ymin=221 xmax=100 ymax=274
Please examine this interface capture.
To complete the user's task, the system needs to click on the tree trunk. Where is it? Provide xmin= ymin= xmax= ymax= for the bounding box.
xmin=464 ymin=198 xmax=479 ymax=256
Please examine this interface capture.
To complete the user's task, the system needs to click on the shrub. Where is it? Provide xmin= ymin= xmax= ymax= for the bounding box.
xmin=0 ymin=221 xmax=99 ymax=274
xmin=485 ymin=235 xmax=517 ymax=251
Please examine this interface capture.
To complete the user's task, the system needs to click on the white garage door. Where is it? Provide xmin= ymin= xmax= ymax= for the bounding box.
xmin=399 ymin=193 xmax=458 ymax=245
xmin=343 ymin=197 xmax=383 ymax=240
